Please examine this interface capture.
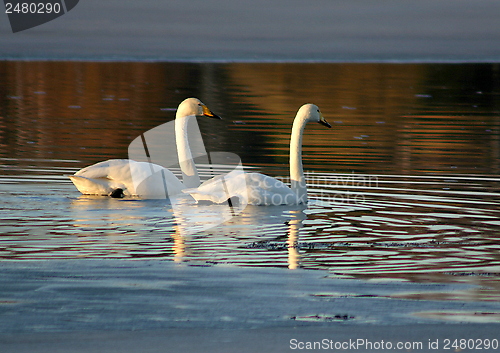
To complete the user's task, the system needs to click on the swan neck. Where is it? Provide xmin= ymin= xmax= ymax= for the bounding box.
xmin=175 ymin=114 xmax=200 ymax=188
xmin=289 ymin=115 xmax=307 ymax=203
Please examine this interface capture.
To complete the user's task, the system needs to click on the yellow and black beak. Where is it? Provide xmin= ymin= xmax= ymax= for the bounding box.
xmin=202 ymin=104 xmax=222 ymax=119
xmin=318 ymin=112 xmax=331 ymax=128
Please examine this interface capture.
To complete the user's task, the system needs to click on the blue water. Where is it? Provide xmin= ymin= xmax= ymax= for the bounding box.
xmin=1 ymin=61 xmax=499 ymax=305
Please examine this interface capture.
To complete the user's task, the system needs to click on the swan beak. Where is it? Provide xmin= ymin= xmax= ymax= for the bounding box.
xmin=202 ymin=105 xmax=222 ymax=119
xmin=319 ymin=113 xmax=331 ymax=128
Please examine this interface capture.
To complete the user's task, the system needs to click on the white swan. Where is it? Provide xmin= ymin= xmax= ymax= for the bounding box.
xmin=183 ymin=104 xmax=331 ymax=205
xmin=69 ymin=98 xmax=221 ymax=198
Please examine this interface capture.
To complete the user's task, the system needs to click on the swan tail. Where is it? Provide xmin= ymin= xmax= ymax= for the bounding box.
xmin=68 ymin=175 xmax=126 ymax=196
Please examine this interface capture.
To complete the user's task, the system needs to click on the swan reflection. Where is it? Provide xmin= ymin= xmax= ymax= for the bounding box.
xmin=69 ymin=192 xmax=307 ymax=269
xmin=170 ymin=201 xmax=307 ymax=269
xmin=286 ymin=209 xmax=307 ymax=269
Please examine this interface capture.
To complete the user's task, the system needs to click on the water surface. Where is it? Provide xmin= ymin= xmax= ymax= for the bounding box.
xmin=1 ymin=61 xmax=499 ymax=302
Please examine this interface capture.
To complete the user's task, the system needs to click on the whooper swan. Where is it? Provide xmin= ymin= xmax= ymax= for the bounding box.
xmin=69 ymin=98 xmax=220 ymax=198
xmin=183 ymin=104 xmax=330 ymax=205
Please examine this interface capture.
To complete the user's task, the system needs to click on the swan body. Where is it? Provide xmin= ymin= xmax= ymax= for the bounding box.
xmin=69 ymin=98 xmax=220 ymax=198
xmin=184 ymin=171 xmax=299 ymax=206
xmin=184 ymin=104 xmax=331 ymax=206
xmin=69 ymin=159 xmax=185 ymax=197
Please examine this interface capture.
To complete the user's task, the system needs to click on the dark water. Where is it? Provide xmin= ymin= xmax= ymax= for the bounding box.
xmin=1 ymin=61 xmax=499 ymax=302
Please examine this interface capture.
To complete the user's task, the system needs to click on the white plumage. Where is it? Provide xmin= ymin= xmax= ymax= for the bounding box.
xmin=69 ymin=159 xmax=185 ymax=198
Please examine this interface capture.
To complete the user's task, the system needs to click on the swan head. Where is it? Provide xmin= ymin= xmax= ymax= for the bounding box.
xmin=297 ymin=104 xmax=331 ymax=128
xmin=177 ymin=97 xmax=222 ymax=119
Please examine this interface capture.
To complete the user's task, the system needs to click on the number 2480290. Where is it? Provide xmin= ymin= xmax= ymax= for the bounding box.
xmin=5 ymin=2 xmax=62 ymax=14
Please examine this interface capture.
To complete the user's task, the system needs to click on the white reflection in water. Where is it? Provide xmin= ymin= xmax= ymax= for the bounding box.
xmin=168 ymin=194 xmax=308 ymax=269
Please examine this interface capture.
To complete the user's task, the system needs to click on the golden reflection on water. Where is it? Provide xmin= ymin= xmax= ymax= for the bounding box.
xmin=1 ymin=61 xmax=499 ymax=174
xmin=172 ymin=223 xmax=186 ymax=263
xmin=287 ymin=214 xmax=304 ymax=270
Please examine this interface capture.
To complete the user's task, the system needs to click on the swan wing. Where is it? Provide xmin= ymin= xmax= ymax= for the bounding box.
xmin=183 ymin=173 xmax=244 ymax=204
xmin=244 ymin=173 xmax=298 ymax=205
xmin=134 ymin=166 xmax=186 ymax=198
xmin=73 ymin=159 xmax=131 ymax=179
